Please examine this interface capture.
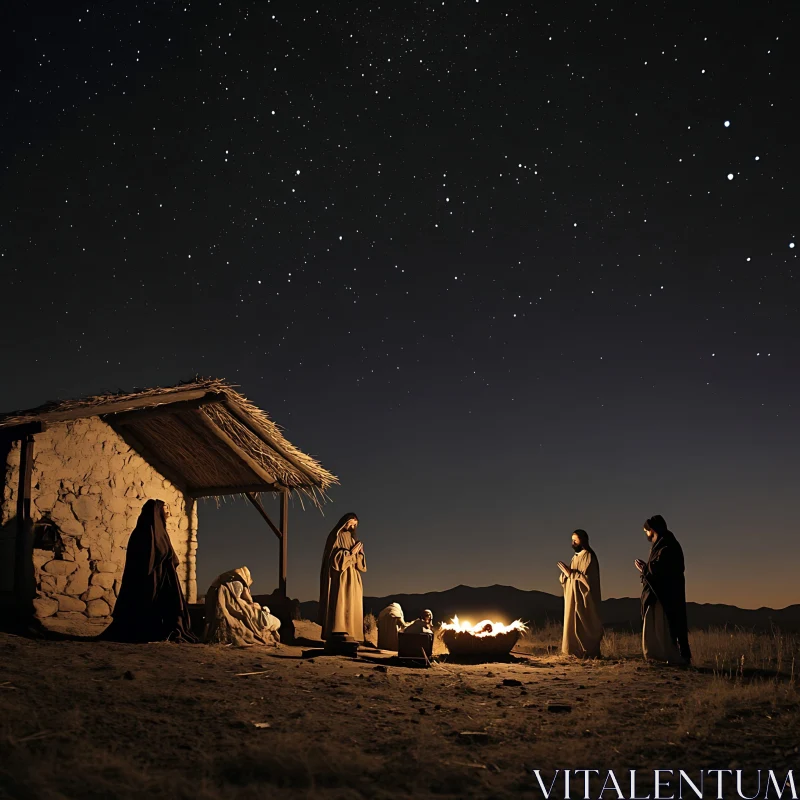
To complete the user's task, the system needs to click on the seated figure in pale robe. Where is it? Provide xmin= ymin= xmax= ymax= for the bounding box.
xmin=377 ymin=603 xmax=409 ymax=650
xmin=318 ymin=513 xmax=366 ymax=641
xmin=557 ymin=529 xmax=603 ymax=658
xmin=636 ymin=515 xmax=691 ymax=664
xmin=204 ymin=566 xmax=281 ymax=646
xmin=403 ymin=609 xmax=434 ymax=635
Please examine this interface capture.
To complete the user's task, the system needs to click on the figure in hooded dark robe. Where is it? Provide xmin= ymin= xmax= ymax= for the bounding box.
xmin=635 ymin=515 xmax=691 ymax=664
xmin=103 ymin=499 xmax=197 ymax=643
xmin=318 ymin=513 xmax=366 ymax=641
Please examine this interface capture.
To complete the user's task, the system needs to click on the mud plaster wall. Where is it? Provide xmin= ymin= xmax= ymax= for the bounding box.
xmin=0 ymin=418 xmax=198 ymax=628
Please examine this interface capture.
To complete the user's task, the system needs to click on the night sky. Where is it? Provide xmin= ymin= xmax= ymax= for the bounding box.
xmin=2 ymin=2 xmax=798 ymax=610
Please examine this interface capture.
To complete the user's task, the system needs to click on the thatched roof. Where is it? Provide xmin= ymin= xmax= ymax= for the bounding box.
xmin=0 ymin=379 xmax=337 ymax=505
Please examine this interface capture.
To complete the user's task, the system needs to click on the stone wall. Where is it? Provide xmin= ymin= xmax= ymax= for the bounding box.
xmin=0 ymin=417 xmax=198 ymax=632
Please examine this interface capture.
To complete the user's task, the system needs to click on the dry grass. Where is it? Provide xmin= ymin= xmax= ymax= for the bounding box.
xmin=514 ymin=623 xmax=800 ymax=676
xmin=363 ymin=613 xmax=377 ymax=643
xmin=691 ymin=626 xmax=799 ymax=678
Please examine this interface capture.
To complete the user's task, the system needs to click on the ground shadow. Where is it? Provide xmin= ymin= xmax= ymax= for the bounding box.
xmin=292 ymin=635 xmax=324 ymax=648
xmin=434 ymin=652 xmax=537 ymax=666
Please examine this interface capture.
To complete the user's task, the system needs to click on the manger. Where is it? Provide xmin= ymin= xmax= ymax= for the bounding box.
xmin=440 ymin=615 xmax=527 ymax=657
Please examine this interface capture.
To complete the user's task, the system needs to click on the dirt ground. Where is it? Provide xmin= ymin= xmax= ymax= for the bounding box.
xmin=0 ymin=622 xmax=798 ymax=800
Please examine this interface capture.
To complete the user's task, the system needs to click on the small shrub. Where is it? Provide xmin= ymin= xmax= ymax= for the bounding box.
xmin=363 ymin=612 xmax=377 ymax=644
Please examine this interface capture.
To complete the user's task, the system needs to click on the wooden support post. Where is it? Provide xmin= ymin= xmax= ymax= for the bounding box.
xmin=246 ymin=490 xmax=291 ymax=639
xmin=279 ymin=491 xmax=288 ymax=600
xmin=14 ymin=435 xmax=35 ymax=614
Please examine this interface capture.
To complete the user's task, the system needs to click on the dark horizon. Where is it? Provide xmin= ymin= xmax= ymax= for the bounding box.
xmin=2 ymin=2 xmax=798 ymax=611
xmin=293 ymin=580 xmax=800 ymax=614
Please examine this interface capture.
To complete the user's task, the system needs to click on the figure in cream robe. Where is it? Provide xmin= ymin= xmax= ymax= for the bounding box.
xmin=377 ymin=603 xmax=408 ymax=650
xmin=560 ymin=544 xmax=604 ymax=658
xmin=204 ymin=566 xmax=281 ymax=646
xmin=319 ymin=514 xmax=366 ymax=641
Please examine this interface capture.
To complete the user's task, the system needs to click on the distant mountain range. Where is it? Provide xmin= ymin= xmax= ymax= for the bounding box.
xmin=298 ymin=584 xmax=800 ymax=633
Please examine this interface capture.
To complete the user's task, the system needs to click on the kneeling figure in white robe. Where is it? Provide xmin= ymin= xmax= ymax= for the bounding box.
xmin=204 ymin=566 xmax=281 ymax=646
xmin=377 ymin=603 xmax=409 ymax=650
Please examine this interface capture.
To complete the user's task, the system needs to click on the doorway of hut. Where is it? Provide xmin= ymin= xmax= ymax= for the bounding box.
xmin=193 ymin=495 xmax=300 ymax=643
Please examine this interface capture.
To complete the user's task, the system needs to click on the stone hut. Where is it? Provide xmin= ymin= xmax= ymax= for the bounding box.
xmin=0 ymin=380 xmax=337 ymax=636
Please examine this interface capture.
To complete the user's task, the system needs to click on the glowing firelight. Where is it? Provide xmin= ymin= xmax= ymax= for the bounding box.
xmin=440 ymin=615 xmax=527 ymax=638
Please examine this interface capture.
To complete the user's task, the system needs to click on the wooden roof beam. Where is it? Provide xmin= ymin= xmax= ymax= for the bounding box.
xmin=104 ymin=392 xmax=227 ymax=426
xmin=246 ymin=492 xmax=283 ymax=540
xmin=15 ymin=387 xmax=218 ymax=425
xmin=0 ymin=421 xmax=48 ymax=441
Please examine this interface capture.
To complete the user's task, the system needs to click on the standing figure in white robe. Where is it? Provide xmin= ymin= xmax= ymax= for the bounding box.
xmin=318 ymin=513 xmax=367 ymax=641
xmin=377 ymin=603 xmax=408 ymax=650
xmin=204 ymin=566 xmax=281 ymax=646
xmin=557 ymin=529 xmax=604 ymax=658
xmin=635 ymin=515 xmax=691 ymax=664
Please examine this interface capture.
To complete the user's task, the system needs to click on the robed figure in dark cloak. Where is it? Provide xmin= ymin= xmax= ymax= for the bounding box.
xmin=103 ymin=499 xmax=197 ymax=643
xmin=635 ymin=515 xmax=691 ymax=664
xmin=318 ymin=513 xmax=365 ymax=641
